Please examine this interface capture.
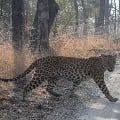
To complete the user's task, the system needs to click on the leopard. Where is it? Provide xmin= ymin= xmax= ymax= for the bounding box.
xmin=0 ymin=54 xmax=118 ymax=102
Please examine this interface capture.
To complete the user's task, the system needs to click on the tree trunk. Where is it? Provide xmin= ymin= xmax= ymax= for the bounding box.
xmin=119 ymin=0 xmax=120 ymax=14
xmin=73 ymin=0 xmax=78 ymax=33
xmin=12 ymin=0 xmax=24 ymax=50
xmin=114 ymin=0 xmax=117 ymax=39
xmin=12 ymin=0 xmax=25 ymax=78
xmin=105 ymin=0 xmax=110 ymax=35
xmin=81 ymin=0 xmax=88 ymax=37
xmin=32 ymin=0 xmax=49 ymax=51
xmin=95 ymin=0 xmax=105 ymax=34
xmin=31 ymin=0 xmax=59 ymax=52
xmin=48 ymin=0 xmax=59 ymax=35
xmin=0 ymin=0 xmax=3 ymax=19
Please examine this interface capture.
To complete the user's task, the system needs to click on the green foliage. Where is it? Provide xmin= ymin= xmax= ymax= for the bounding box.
xmin=51 ymin=0 xmax=100 ymax=35
xmin=87 ymin=0 xmax=99 ymax=16
xmin=52 ymin=0 xmax=75 ymax=34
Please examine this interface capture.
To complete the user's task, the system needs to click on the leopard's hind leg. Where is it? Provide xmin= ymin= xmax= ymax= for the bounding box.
xmin=46 ymin=77 xmax=62 ymax=97
xmin=23 ymin=76 xmax=43 ymax=101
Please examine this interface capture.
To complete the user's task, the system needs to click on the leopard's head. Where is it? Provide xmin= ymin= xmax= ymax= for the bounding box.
xmin=101 ymin=54 xmax=117 ymax=72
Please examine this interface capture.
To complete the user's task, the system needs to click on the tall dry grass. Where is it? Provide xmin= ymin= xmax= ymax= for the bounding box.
xmin=0 ymin=43 xmax=34 ymax=78
xmin=0 ymin=43 xmax=14 ymax=78
xmin=50 ymin=34 xmax=119 ymax=58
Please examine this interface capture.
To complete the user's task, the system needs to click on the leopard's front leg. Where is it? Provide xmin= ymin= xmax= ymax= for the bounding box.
xmin=93 ymin=74 xmax=118 ymax=102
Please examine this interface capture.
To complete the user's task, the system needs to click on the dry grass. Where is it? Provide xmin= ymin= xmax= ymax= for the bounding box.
xmin=0 ymin=43 xmax=14 ymax=78
xmin=50 ymin=34 xmax=119 ymax=58
xmin=0 ymin=43 xmax=34 ymax=78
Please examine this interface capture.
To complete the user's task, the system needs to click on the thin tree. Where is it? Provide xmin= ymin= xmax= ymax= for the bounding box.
xmin=81 ymin=0 xmax=88 ymax=37
xmin=96 ymin=0 xmax=105 ymax=34
xmin=48 ymin=0 xmax=59 ymax=35
xmin=113 ymin=0 xmax=117 ymax=39
xmin=105 ymin=0 xmax=110 ymax=35
xmin=73 ymin=0 xmax=78 ymax=33
xmin=119 ymin=0 xmax=120 ymax=14
xmin=0 ymin=0 xmax=3 ymax=19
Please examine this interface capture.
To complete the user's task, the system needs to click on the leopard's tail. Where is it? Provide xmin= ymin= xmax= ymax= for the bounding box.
xmin=0 ymin=60 xmax=38 ymax=82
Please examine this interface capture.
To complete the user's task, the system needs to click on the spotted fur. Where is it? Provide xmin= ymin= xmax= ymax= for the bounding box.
xmin=0 ymin=54 xmax=118 ymax=102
